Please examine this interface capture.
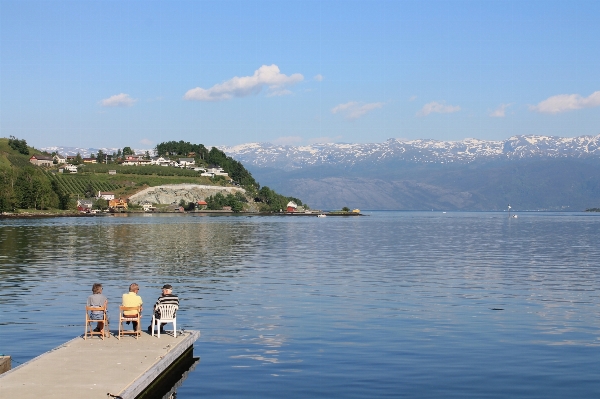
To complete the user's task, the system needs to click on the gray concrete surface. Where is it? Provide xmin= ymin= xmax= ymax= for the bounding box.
xmin=0 ymin=329 xmax=200 ymax=399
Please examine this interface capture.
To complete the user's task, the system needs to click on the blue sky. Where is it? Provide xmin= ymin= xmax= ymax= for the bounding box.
xmin=1 ymin=0 xmax=599 ymax=150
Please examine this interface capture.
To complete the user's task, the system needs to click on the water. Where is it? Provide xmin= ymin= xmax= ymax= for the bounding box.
xmin=1 ymin=211 xmax=600 ymax=398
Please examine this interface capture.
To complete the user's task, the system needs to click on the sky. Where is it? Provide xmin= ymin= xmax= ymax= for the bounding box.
xmin=1 ymin=0 xmax=599 ymax=150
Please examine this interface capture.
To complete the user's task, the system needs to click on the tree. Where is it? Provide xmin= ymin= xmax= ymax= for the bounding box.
xmin=85 ymin=183 xmax=95 ymax=198
xmin=144 ymin=151 xmax=150 ymax=160
xmin=342 ymin=207 xmax=350 ymax=212
xmin=8 ymin=136 xmax=29 ymax=155
xmin=74 ymin=153 xmax=83 ymax=165
xmin=13 ymin=167 xmax=56 ymax=210
xmin=97 ymin=149 xmax=105 ymax=164
xmin=122 ymin=147 xmax=134 ymax=156
xmin=51 ymin=180 xmax=71 ymax=210
xmin=93 ymin=198 xmax=108 ymax=210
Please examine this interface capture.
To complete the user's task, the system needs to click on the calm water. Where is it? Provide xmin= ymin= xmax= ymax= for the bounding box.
xmin=1 ymin=211 xmax=600 ymax=398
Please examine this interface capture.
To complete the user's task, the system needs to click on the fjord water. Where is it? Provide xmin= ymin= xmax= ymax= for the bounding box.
xmin=2 ymin=212 xmax=600 ymax=398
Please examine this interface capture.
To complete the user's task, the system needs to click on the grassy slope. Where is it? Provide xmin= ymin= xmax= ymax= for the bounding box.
xmin=0 ymin=137 xmax=237 ymax=199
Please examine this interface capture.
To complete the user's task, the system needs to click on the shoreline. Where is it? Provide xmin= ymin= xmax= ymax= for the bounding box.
xmin=0 ymin=210 xmax=364 ymax=219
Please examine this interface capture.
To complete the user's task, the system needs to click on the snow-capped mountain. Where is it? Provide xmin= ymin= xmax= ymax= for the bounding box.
xmin=40 ymin=147 xmax=153 ymax=157
xmin=220 ymin=135 xmax=600 ymax=171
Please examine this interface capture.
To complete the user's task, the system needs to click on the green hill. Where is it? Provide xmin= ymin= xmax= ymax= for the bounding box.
xmin=0 ymin=137 xmax=303 ymax=214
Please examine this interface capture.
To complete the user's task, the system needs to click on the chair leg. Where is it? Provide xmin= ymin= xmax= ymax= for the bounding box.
xmin=173 ymin=320 xmax=176 ymax=338
xmin=151 ymin=316 xmax=155 ymax=337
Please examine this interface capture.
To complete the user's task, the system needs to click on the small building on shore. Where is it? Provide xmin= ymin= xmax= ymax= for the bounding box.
xmin=286 ymin=201 xmax=297 ymax=213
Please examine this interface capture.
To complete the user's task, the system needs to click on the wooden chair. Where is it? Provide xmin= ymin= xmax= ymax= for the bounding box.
xmin=118 ymin=305 xmax=142 ymax=340
xmin=150 ymin=304 xmax=178 ymax=338
xmin=85 ymin=305 xmax=108 ymax=340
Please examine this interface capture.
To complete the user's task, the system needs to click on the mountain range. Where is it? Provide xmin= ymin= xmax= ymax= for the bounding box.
xmin=44 ymin=135 xmax=600 ymax=211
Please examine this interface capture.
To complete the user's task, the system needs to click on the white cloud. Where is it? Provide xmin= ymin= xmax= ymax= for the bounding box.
xmin=489 ymin=103 xmax=512 ymax=117
xmin=331 ymin=101 xmax=384 ymax=120
xmin=140 ymin=138 xmax=154 ymax=146
xmin=184 ymin=64 xmax=304 ymax=101
xmin=314 ymin=74 xmax=324 ymax=82
xmin=308 ymin=136 xmax=343 ymax=144
xmin=271 ymin=136 xmax=303 ymax=145
xmin=530 ymin=91 xmax=600 ymax=114
xmin=416 ymin=101 xmax=461 ymax=117
xmin=409 ymin=95 xmax=417 ymax=102
xmin=100 ymin=93 xmax=137 ymax=107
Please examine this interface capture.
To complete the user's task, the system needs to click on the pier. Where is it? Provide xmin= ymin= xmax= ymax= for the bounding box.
xmin=0 ymin=330 xmax=200 ymax=399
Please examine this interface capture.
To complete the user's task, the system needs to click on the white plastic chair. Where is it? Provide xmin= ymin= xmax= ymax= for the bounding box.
xmin=151 ymin=303 xmax=178 ymax=338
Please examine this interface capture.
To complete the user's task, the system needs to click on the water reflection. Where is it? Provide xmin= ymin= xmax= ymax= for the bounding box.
xmin=3 ymin=212 xmax=600 ymax=398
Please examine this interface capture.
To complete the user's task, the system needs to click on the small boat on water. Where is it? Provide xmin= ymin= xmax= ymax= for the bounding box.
xmin=317 ymin=214 xmax=327 ymax=218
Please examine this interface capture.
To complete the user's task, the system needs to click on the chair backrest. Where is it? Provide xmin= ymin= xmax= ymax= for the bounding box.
xmin=156 ymin=303 xmax=178 ymax=319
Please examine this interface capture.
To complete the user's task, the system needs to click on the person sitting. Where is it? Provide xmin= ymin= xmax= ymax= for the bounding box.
xmin=87 ymin=283 xmax=108 ymax=335
xmin=122 ymin=283 xmax=143 ymax=331
xmin=148 ymin=284 xmax=179 ymax=334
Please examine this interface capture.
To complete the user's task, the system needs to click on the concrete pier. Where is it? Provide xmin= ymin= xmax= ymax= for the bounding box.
xmin=0 ymin=330 xmax=200 ymax=399
xmin=0 ymin=356 xmax=10 ymax=374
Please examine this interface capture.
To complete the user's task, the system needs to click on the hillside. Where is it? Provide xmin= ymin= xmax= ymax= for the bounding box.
xmin=0 ymin=137 xmax=301 ymax=213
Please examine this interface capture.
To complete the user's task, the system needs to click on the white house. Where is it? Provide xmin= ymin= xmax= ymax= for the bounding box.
xmin=53 ymin=154 xmax=67 ymax=164
xmin=178 ymin=158 xmax=195 ymax=167
xmin=205 ymin=165 xmax=229 ymax=177
xmin=97 ymin=191 xmax=115 ymax=200
xmin=63 ymin=164 xmax=78 ymax=173
xmin=150 ymin=156 xmax=171 ymax=166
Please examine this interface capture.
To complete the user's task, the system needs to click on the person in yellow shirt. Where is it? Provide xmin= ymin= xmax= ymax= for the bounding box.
xmin=122 ymin=283 xmax=143 ymax=331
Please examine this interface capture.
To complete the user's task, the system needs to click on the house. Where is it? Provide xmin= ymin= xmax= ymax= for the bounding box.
xmin=122 ymin=156 xmax=151 ymax=166
xmin=197 ymin=200 xmax=208 ymax=210
xmin=63 ymin=164 xmax=78 ymax=173
xmin=77 ymin=199 xmax=93 ymax=213
xmin=53 ymin=154 xmax=67 ymax=164
xmin=287 ymin=201 xmax=297 ymax=213
xmin=29 ymin=155 xmax=54 ymax=167
xmin=97 ymin=191 xmax=115 ymax=201
xmin=206 ymin=165 xmax=228 ymax=177
xmin=108 ymin=198 xmax=128 ymax=211
xmin=82 ymin=158 xmax=97 ymax=164
xmin=150 ymin=156 xmax=171 ymax=166
xmin=108 ymin=170 xmax=117 ymax=175
xmin=178 ymin=158 xmax=195 ymax=168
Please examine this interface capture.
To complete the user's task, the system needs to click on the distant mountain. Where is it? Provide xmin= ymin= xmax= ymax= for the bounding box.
xmin=220 ymin=135 xmax=600 ymax=170
xmin=41 ymin=146 xmax=153 ymax=157
xmin=219 ymin=135 xmax=600 ymax=211
xmin=43 ymin=135 xmax=600 ymax=211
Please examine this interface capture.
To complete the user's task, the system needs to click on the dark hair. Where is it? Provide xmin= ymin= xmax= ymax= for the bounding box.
xmin=92 ymin=283 xmax=103 ymax=294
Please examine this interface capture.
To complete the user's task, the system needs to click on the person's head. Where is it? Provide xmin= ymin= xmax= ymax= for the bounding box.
xmin=92 ymin=283 xmax=103 ymax=294
xmin=129 ymin=283 xmax=139 ymax=293
xmin=162 ymin=284 xmax=172 ymax=294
